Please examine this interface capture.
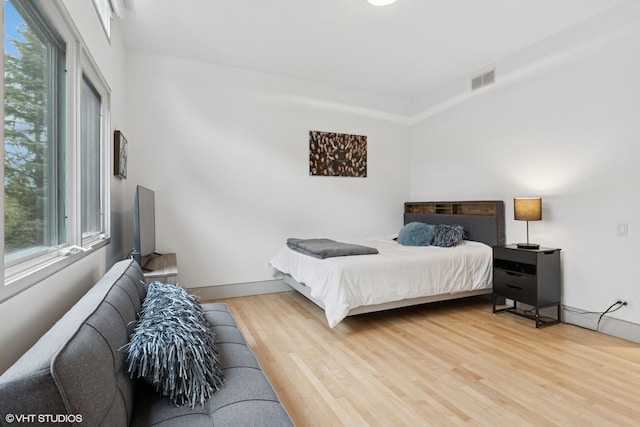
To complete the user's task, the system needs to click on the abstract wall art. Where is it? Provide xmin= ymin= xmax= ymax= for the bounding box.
xmin=309 ymin=130 xmax=367 ymax=177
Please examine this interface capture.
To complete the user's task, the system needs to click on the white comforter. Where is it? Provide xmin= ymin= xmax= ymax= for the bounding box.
xmin=268 ymin=237 xmax=493 ymax=327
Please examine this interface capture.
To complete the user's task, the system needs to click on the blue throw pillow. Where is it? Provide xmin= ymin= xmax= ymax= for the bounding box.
xmin=126 ymin=281 xmax=224 ymax=408
xmin=397 ymin=222 xmax=435 ymax=246
xmin=432 ymin=224 xmax=465 ymax=247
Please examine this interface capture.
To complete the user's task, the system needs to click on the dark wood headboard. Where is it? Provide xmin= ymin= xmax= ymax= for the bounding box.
xmin=404 ymin=201 xmax=505 ymax=247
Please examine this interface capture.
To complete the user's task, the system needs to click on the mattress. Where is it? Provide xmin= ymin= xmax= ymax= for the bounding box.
xmin=268 ymin=236 xmax=493 ymax=327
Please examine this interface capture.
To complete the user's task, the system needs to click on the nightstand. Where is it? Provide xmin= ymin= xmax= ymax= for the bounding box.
xmin=492 ymin=244 xmax=561 ymax=328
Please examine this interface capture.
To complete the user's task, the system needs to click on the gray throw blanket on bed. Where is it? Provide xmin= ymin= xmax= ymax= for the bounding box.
xmin=286 ymin=238 xmax=379 ymax=259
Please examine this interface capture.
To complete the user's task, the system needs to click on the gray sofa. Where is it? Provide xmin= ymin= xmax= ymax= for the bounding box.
xmin=0 ymin=259 xmax=294 ymax=426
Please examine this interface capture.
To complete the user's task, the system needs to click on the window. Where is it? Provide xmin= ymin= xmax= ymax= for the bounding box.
xmin=2 ymin=0 xmax=111 ymax=302
xmin=81 ymin=75 xmax=102 ymax=243
xmin=92 ymin=0 xmax=111 ymax=40
xmin=4 ymin=0 xmax=66 ymax=267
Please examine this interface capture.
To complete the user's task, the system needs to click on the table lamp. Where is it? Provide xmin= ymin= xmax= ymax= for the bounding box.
xmin=514 ymin=197 xmax=541 ymax=249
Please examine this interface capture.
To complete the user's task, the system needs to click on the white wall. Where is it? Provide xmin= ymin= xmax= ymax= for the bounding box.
xmin=0 ymin=0 xmax=128 ymax=373
xmin=124 ymin=52 xmax=411 ymax=287
xmin=410 ymin=2 xmax=640 ymax=326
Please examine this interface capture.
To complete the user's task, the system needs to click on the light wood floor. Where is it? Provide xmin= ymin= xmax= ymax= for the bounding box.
xmin=213 ymin=291 xmax=640 ymax=427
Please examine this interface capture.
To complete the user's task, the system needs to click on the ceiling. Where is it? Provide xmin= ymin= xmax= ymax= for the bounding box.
xmin=119 ymin=0 xmax=626 ymax=99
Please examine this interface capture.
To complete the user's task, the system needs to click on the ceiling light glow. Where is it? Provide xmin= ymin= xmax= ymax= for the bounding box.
xmin=367 ymin=0 xmax=398 ymax=6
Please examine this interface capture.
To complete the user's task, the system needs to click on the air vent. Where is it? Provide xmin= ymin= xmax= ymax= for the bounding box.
xmin=471 ymin=69 xmax=495 ymax=91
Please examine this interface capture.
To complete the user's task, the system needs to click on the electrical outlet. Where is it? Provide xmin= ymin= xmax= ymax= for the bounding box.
xmin=617 ymin=299 xmax=633 ymax=309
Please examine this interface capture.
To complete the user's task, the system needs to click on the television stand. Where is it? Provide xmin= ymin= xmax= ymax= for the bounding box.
xmin=141 ymin=252 xmax=178 ymax=285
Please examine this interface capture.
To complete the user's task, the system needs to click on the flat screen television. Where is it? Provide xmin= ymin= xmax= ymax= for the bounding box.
xmin=133 ymin=185 xmax=156 ymax=269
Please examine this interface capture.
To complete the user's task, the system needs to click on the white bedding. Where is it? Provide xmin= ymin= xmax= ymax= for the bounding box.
xmin=267 ymin=236 xmax=493 ymax=327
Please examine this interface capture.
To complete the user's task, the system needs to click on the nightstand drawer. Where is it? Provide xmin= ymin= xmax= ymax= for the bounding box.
xmin=493 ymin=279 xmax=537 ymax=305
xmin=494 ymin=268 xmax=537 ymax=289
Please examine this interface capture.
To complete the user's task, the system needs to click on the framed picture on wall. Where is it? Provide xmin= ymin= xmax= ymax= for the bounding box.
xmin=114 ymin=130 xmax=127 ymax=179
xmin=309 ymin=130 xmax=367 ymax=177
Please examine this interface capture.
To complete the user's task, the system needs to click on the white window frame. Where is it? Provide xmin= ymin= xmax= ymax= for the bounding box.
xmin=91 ymin=0 xmax=111 ymax=41
xmin=1 ymin=0 xmax=111 ymax=303
xmin=77 ymin=50 xmax=111 ymax=249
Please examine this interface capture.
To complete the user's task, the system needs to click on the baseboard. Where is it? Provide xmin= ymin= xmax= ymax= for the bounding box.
xmin=188 ymin=279 xmax=293 ymax=301
xmin=563 ymin=305 xmax=640 ymax=344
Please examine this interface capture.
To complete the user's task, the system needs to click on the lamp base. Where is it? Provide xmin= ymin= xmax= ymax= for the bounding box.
xmin=516 ymin=242 xmax=540 ymax=249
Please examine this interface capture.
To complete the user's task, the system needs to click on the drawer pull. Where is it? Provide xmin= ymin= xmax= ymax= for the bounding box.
xmin=506 ymin=271 xmax=522 ymax=277
xmin=506 ymin=284 xmax=522 ymax=290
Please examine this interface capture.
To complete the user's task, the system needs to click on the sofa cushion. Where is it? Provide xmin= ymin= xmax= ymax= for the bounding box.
xmin=130 ymin=303 xmax=294 ymax=427
xmin=126 ymin=282 xmax=224 ymax=408
xmin=0 ymin=259 xmax=146 ymax=425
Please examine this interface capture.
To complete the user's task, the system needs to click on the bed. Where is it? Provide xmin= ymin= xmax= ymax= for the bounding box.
xmin=268 ymin=201 xmax=505 ymax=327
